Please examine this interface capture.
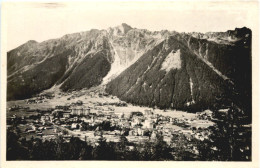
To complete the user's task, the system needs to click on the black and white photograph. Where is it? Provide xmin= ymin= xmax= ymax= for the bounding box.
xmin=0 ymin=1 xmax=259 ymax=167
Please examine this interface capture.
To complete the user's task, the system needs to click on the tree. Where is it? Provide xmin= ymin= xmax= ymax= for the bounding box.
xmin=92 ymin=133 xmax=116 ymax=160
xmin=151 ymin=132 xmax=172 ymax=160
xmin=7 ymin=129 xmax=29 ymax=160
xmin=79 ymin=145 xmax=93 ymax=160
xmin=170 ymin=133 xmax=191 ymax=160
xmin=197 ymin=105 xmax=251 ymax=161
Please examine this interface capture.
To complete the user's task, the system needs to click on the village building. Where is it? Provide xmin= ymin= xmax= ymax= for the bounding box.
xmin=144 ymin=109 xmax=154 ymax=116
xmin=71 ymin=123 xmax=79 ymax=129
xmin=142 ymin=119 xmax=154 ymax=129
xmin=71 ymin=107 xmax=90 ymax=116
xmin=131 ymin=117 xmax=142 ymax=127
xmin=62 ymin=111 xmax=71 ymax=118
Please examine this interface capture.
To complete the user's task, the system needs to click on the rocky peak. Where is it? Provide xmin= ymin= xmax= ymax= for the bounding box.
xmin=117 ymin=23 xmax=133 ymax=34
xmin=108 ymin=23 xmax=133 ymax=36
xmin=121 ymin=23 xmax=132 ymax=29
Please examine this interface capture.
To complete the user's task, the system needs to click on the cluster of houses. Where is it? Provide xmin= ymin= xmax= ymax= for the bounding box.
xmin=8 ymin=88 xmax=216 ymax=156
xmin=7 ymin=88 xmax=251 ymax=160
xmin=195 ymin=110 xmax=213 ymax=120
xmin=25 ymin=93 xmax=55 ymax=104
xmin=35 ymin=100 xmax=213 ymax=148
xmin=9 ymin=98 xmax=214 ymax=149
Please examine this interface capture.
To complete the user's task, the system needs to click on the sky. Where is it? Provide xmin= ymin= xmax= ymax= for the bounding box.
xmin=2 ymin=1 xmax=258 ymax=51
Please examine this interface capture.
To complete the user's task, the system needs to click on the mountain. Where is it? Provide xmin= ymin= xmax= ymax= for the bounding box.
xmin=7 ymin=24 xmax=168 ymax=99
xmin=106 ymin=27 xmax=252 ymax=112
xmin=7 ymin=24 xmax=251 ymax=112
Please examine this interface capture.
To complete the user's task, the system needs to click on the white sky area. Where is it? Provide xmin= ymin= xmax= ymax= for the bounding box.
xmin=3 ymin=1 xmax=256 ymax=51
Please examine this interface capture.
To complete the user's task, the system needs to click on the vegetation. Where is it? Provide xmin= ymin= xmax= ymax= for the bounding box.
xmin=7 ymin=50 xmax=71 ymax=100
xmin=60 ymin=51 xmax=111 ymax=92
xmin=7 ymin=127 xmax=172 ymax=160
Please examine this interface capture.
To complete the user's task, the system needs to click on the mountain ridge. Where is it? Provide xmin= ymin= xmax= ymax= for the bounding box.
xmin=7 ymin=24 xmax=251 ymax=113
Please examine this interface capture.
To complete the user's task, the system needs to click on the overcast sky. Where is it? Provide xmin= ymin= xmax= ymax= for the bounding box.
xmin=3 ymin=1 xmax=257 ymax=51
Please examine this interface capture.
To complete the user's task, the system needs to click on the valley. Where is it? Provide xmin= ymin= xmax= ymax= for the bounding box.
xmin=6 ymin=23 xmax=252 ymax=161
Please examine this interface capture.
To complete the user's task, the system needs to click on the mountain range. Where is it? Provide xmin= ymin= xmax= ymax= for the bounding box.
xmin=7 ymin=23 xmax=252 ymax=112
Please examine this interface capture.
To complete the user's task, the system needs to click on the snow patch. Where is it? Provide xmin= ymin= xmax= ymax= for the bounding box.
xmin=142 ymin=82 xmax=147 ymax=92
xmin=186 ymin=78 xmax=195 ymax=106
xmin=102 ymin=41 xmax=125 ymax=84
xmin=102 ymin=39 xmax=142 ymax=85
xmin=189 ymin=78 xmax=194 ymax=97
xmin=161 ymin=49 xmax=181 ymax=72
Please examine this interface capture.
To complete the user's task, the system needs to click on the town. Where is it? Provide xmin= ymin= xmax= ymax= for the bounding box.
xmin=7 ymin=89 xmax=250 ymax=160
xmin=7 ymin=89 xmax=217 ymax=156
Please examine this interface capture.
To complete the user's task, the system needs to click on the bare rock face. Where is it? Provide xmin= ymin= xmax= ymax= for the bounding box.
xmin=103 ymin=24 xmax=169 ymax=83
xmin=7 ymin=24 xmax=251 ymax=113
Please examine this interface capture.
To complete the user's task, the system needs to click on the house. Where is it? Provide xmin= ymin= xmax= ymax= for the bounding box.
xmin=71 ymin=123 xmax=79 ymax=129
xmin=182 ymin=129 xmax=193 ymax=135
xmin=49 ymin=115 xmax=54 ymax=122
xmin=150 ymin=131 xmax=158 ymax=140
xmin=137 ymin=128 xmax=145 ymax=136
xmin=196 ymin=110 xmax=213 ymax=120
xmin=121 ymin=121 xmax=131 ymax=128
xmin=62 ymin=112 xmax=71 ymax=118
xmin=41 ymin=114 xmax=50 ymax=122
xmin=127 ymin=146 xmax=135 ymax=151
xmin=163 ymin=136 xmax=172 ymax=145
xmin=129 ymin=130 xmax=134 ymax=136
xmin=71 ymin=107 xmax=90 ymax=116
xmin=52 ymin=109 xmax=64 ymax=117
xmin=130 ymin=111 xmax=143 ymax=118
xmin=55 ymin=105 xmax=70 ymax=110
xmin=76 ymin=100 xmax=83 ymax=105
xmin=26 ymin=99 xmax=36 ymax=104
xmin=120 ymin=113 xmax=125 ymax=119
xmin=131 ymin=117 xmax=142 ymax=127
xmin=97 ymin=110 xmax=104 ymax=116
xmin=142 ymin=119 xmax=154 ymax=129
xmin=81 ymin=117 xmax=91 ymax=123
xmin=144 ymin=109 xmax=154 ymax=116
